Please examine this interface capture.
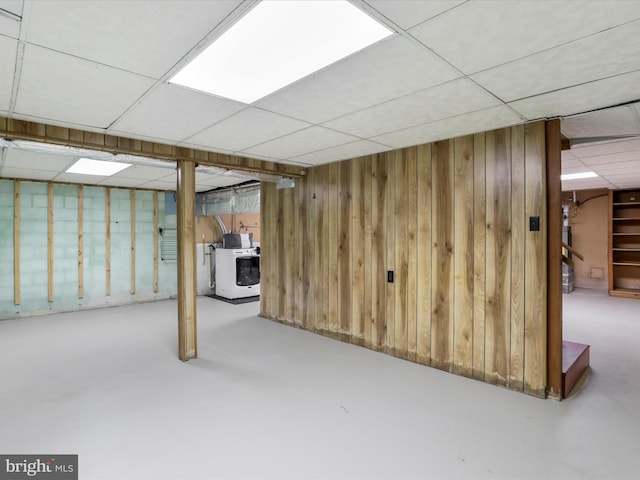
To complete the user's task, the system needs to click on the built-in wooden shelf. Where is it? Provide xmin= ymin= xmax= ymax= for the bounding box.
xmin=610 ymin=288 xmax=640 ymax=299
xmin=609 ymin=189 xmax=640 ymax=299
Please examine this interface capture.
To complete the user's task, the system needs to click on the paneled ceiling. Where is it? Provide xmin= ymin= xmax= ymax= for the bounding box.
xmin=1 ymin=0 xmax=640 ymax=191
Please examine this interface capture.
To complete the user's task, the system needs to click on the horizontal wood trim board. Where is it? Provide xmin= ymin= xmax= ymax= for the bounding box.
xmin=260 ymin=121 xmax=549 ymax=397
xmin=0 ymin=116 xmax=305 ymax=178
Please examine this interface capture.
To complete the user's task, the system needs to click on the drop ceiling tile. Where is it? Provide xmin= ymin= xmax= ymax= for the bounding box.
xmin=15 ymin=44 xmax=155 ymax=129
xmin=570 ymin=138 xmax=640 ymax=159
xmin=510 ymin=70 xmax=640 ymax=120
xmin=561 ymin=104 xmax=640 ymax=138
xmin=242 ymin=126 xmax=359 ymax=160
xmin=561 ymin=150 xmax=578 ymax=161
xmin=287 ymin=140 xmax=393 ymax=166
xmin=185 ymin=108 xmax=311 ymax=152
xmin=371 ymin=106 xmax=523 ymax=149
xmin=255 ymin=35 xmax=461 ymax=124
xmin=323 ymin=78 xmax=501 ymax=138
xmin=108 ymin=164 xmax=176 ymax=181
xmin=0 ymin=1 xmax=21 ymax=38
xmin=591 ymin=159 xmax=640 ymax=174
xmin=137 ymin=180 xmax=175 ymax=192
xmin=3 ymin=149 xmax=75 ymax=171
xmin=471 ymin=21 xmax=640 ymax=102
xmin=24 ymin=0 xmax=243 ymax=78
xmin=410 ymin=1 xmax=640 ymax=75
xmin=54 ymin=172 xmax=108 ymax=185
xmin=1 ymin=167 xmax=57 ymax=181
xmin=580 ymin=150 xmax=640 ymax=166
xmin=96 ymin=176 xmax=145 ymax=189
xmin=561 ymin=158 xmax=587 ymax=169
xmin=362 ymin=0 xmax=465 ymax=29
xmin=562 ymin=178 xmax=615 ymax=191
xmin=561 ymin=166 xmax=596 ymax=175
xmin=110 ymin=84 xmax=245 ymax=143
xmin=0 ymin=36 xmax=17 ymax=110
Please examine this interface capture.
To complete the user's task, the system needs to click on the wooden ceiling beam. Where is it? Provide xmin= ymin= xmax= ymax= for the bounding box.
xmin=0 ymin=116 xmax=306 ymax=178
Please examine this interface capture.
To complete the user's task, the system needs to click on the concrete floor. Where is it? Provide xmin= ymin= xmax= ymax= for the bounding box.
xmin=0 ymin=289 xmax=639 ymax=479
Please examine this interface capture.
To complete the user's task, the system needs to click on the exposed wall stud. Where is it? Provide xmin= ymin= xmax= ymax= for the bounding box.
xmin=106 ymin=187 xmax=111 ymax=296
xmin=130 ymin=189 xmax=136 ymax=295
xmin=48 ymin=183 xmax=54 ymax=302
xmin=13 ymin=180 xmax=20 ymax=306
xmin=153 ymin=191 xmax=158 ymax=293
xmin=78 ymin=185 xmax=84 ymax=299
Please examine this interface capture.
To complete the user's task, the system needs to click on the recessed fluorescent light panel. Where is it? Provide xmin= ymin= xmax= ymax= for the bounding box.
xmin=66 ymin=158 xmax=131 ymax=176
xmin=170 ymin=0 xmax=393 ymax=103
xmin=561 ymin=171 xmax=598 ymax=181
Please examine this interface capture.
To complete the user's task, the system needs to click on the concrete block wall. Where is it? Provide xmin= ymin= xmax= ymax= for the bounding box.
xmin=0 ymin=179 xmax=177 ymax=320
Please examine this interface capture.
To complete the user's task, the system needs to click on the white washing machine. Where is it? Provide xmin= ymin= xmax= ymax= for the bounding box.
xmin=214 ymin=248 xmax=260 ymax=300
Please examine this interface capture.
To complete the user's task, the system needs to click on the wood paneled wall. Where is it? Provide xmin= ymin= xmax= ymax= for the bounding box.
xmin=260 ymin=122 xmax=548 ymax=396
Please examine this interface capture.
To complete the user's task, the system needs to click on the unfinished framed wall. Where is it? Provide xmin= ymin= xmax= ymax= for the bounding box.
xmin=0 ymin=180 xmax=177 ymax=320
xmin=260 ymin=121 xmax=549 ymax=397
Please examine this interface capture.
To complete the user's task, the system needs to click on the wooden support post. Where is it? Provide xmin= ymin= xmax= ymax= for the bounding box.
xmin=13 ymin=180 xmax=20 ymax=305
xmin=106 ymin=187 xmax=111 ymax=296
xmin=177 ymin=160 xmax=197 ymax=361
xmin=78 ymin=185 xmax=83 ymax=299
xmin=48 ymin=183 xmax=54 ymax=302
xmin=131 ymin=190 xmax=136 ymax=295
xmin=153 ymin=191 xmax=159 ymax=293
xmin=546 ymin=119 xmax=563 ymax=399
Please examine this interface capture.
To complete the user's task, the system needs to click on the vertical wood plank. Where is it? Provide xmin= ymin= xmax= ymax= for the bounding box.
xmin=317 ymin=166 xmax=329 ymax=333
xmin=372 ymin=155 xmax=387 ymax=351
xmin=473 ymin=134 xmax=487 ymax=380
xmin=351 ymin=157 xmax=365 ymax=345
xmin=453 ymin=135 xmax=474 ymax=378
xmin=260 ymin=184 xmax=268 ymax=317
xmin=106 ymin=188 xmax=111 ymax=296
xmin=13 ymin=181 xmax=20 ymax=306
xmin=510 ymin=125 xmax=526 ymax=391
xmin=153 ymin=191 xmax=158 ymax=293
xmin=363 ymin=156 xmax=373 ymax=349
xmin=130 ymin=190 xmax=136 ymax=296
xmin=48 ymin=183 xmax=54 ymax=302
xmin=416 ymin=144 xmax=432 ymax=365
xmin=406 ymin=147 xmax=418 ymax=363
xmin=525 ymin=120 xmax=552 ymax=397
xmin=298 ymin=174 xmax=309 ymax=329
xmin=485 ymin=128 xmax=511 ymax=386
xmin=394 ymin=149 xmax=408 ymax=359
xmin=338 ymin=160 xmax=352 ymax=339
xmin=261 ymin=182 xmax=278 ymax=319
xmin=78 ymin=185 xmax=84 ymax=299
xmin=328 ymin=163 xmax=339 ymax=335
xmin=431 ymin=140 xmax=454 ymax=372
xmin=284 ymin=187 xmax=295 ymax=323
xmin=307 ymin=168 xmax=323 ymax=332
xmin=386 ymin=152 xmax=396 ymax=355
xmin=177 ymin=160 xmax=198 ymax=361
xmin=276 ymin=187 xmax=286 ymax=321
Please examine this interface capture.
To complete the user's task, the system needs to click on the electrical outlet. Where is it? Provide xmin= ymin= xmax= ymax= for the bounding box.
xmin=530 ymin=216 xmax=540 ymax=232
